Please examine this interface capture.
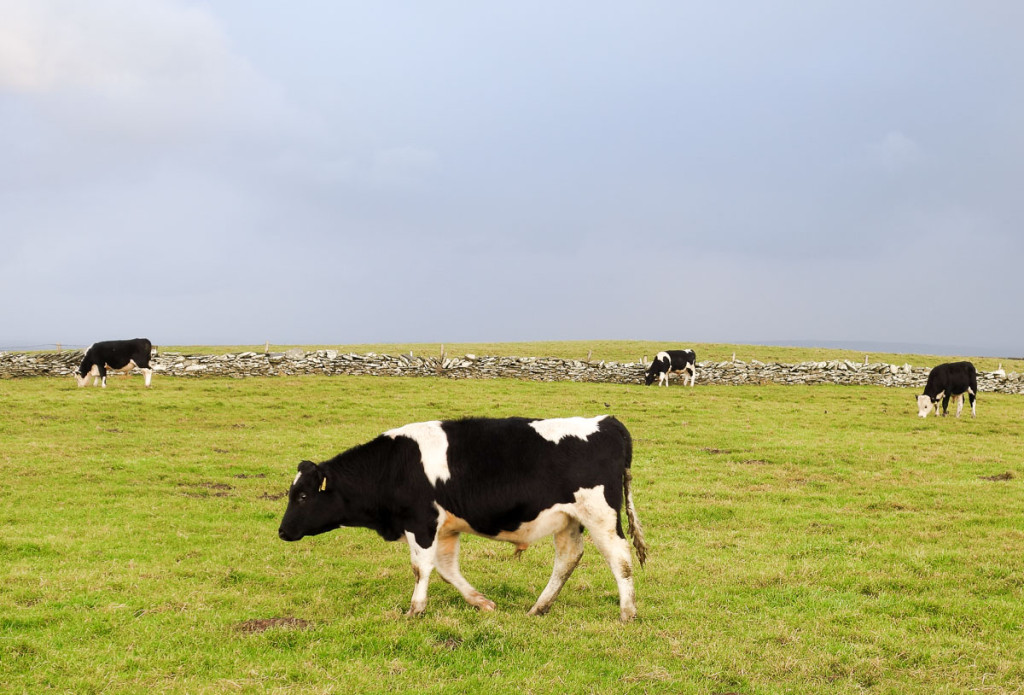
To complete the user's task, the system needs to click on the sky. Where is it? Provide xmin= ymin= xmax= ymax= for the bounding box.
xmin=2 ymin=1 xmax=1022 ymax=355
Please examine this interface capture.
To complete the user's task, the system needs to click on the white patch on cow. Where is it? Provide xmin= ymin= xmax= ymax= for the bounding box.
xmin=385 ymin=421 xmax=450 ymax=485
xmin=529 ymin=415 xmax=607 ymax=444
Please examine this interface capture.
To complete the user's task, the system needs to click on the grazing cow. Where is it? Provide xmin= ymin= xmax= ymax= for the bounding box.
xmin=917 ymin=361 xmax=977 ymax=418
xmin=278 ymin=415 xmax=648 ymax=622
xmin=645 ymin=349 xmax=697 ymax=387
xmin=75 ymin=338 xmax=154 ymax=388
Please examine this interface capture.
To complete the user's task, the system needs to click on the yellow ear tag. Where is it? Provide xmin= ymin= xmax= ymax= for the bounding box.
xmin=319 ymin=478 xmax=327 ymax=492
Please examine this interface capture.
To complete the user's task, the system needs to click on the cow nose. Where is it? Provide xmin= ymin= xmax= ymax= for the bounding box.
xmin=278 ymin=528 xmax=289 ymax=541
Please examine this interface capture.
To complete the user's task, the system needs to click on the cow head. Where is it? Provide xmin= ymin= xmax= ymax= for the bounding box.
xmin=74 ymin=364 xmax=98 ymax=387
xmin=916 ymin=393 xmax=941 ymax=418
xmin=277 ymin=460 xmax=338 ymax=541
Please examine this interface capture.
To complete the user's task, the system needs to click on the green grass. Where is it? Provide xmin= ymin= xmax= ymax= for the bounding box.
xmin=2 ymin=374 xmax=1023 ymax=693
xmin=160 ymin=340 xmax=1023 ymax=373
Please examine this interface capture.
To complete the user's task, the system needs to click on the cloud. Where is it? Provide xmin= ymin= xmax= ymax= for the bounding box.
xmin=870 ymin=130 xmax=922 ymax=172
xmin=0 ymin=0 xmax=297 ymax=141
xmin=370 ymin=147 xmax=441 ymax=187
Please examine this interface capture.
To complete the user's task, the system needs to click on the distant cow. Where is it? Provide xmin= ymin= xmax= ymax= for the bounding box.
xmin=278 ymin=415 xmax=648 ymax=622
xmin=645 ymin=350 xmax=697 ymax=387
xmin=917 ymin=361 xmax=977 ymax=418
xmin=75 ymin=339 xmax=154 ymax=388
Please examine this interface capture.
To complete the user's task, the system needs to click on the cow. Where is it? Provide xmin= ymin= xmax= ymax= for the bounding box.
xmin=75 ymin=338 xmax=154 ymax=388
xmin=644 ymin=349 xmax=697 ymax=387
xmin=916 ymin=361 xmax=977 ymax=418
xmin=278 ymin=415 xmax=648 ymax=622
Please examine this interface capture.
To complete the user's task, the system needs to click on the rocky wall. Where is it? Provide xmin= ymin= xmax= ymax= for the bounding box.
xmin=2 ymin=348 xmax=1021 ymax=394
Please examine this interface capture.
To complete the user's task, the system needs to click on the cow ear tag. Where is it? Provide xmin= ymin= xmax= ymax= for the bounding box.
xmin=319 ymin=477 xmax=327 ymax=492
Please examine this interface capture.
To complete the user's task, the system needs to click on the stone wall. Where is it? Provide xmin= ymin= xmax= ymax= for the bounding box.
xmin=2 ymin=348 xmax=1021 ymax=394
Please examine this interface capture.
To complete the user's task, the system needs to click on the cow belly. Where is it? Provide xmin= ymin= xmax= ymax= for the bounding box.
xmin=440 ymin=505 xmax=575 ymax=547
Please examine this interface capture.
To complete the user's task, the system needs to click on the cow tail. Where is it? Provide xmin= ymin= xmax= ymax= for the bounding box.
xmin=620 ymin=427 xmax=648 ymax=567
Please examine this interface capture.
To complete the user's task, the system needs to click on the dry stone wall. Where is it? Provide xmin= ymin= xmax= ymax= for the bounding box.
xmin=2 ymin=349 xmax=1022 ymax=394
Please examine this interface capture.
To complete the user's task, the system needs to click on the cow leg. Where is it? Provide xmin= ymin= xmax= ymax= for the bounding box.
xmin=142 ymin=368 xmax=153 ymax=387
xmin=941 ymin=394 xmax=950 ymax=416
xmin=404 ymin=531 xmax=436 ymax=616
xmin=968 ymin=388 xmax=977 ymax=418
xmin=955 ymin=394 xmax=964 ymax=418
xmin=528 ymin=521 xmax=584 ymax=617
xmin=574 ymin=492 xmax=638 ymax=622
xmin=658 ymin=372 xmax=667 ymax=387
xmin=97 ymin=364 xmax=108 ymax=388
xmin=688 ymin=366 xmax=696 ymax=387
xmin=434 ymin=531 xmax=496 ymax=612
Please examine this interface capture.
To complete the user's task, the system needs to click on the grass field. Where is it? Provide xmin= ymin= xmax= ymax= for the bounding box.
xmin=2 ymin=369 xmax=1023 ymax=693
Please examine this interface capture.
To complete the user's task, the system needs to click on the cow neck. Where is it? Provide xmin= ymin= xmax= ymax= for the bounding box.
xmin=321 ymin=436 xmax=411 ymax=541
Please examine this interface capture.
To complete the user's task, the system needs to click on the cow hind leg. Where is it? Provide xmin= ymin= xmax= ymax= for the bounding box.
xmin=574 ymin=493 xmax=638 ymax=623
xmin=969 ymin=388 xmax=977 ymax=418
xmin=955 ymin=394 xmax=964 ymax=418
xmin=405 ymin=532 xmax=437 ymax=616
xmin=434 ymin=532 xmax=495 ymax=612
xmin=528 ymin=521 xmax=584 ymax=617
xmin=143 ymin=368 xmax=153 ymax=387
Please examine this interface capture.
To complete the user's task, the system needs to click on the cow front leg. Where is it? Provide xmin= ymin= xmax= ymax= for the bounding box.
xmin=434 ymin=532 xmax=495 ymax=612
xmin=528 ymin=521 xmax=584 ymax=617
xmin=142 ymin=368 xmax=153 ymax=387
xmin=405 ymin=532 xmax=436 ymax=616
xmin=955 ymin=394 xmax=964 ymax=418
xmin=941 ymin=394 xmax=950 ymax=416
xmin=688 ymin=366 xmax=696 ymax=387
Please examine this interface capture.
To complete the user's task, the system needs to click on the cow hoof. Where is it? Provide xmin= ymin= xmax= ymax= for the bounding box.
xmin=476 ymin=599 xmax=496 ymax=612
xmin=527 ymin=604 xmax=550 ymax=617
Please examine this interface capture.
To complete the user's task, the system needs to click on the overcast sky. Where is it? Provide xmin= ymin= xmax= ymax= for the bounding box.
xmin=2 ymin=1 xmax=1021 ymax=355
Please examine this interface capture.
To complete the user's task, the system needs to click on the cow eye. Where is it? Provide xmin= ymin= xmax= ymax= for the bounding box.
xmin=298 ymin=492 xmax=308 ymax=503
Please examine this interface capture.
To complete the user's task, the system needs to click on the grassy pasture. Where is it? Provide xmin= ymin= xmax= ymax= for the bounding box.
xmin=1 ymin=373 xmax=1023 ymax=693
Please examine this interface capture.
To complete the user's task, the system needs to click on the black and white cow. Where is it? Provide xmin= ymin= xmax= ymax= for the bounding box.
xmin=278 ymin=415 xmax=648 ymax=622
xmin=75 ymin=338 xmax=154 ymax=388
xmin=917 ymin=361 xmax=978 ymax=418
xmin=644 ymin=349 xmax=697 ymax=387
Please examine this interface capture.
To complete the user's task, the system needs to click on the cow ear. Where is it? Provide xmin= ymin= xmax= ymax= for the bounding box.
xmin=319 ymin=476 xmax=328 ymax=492
xmin=297 ymin=460 xmax=317 ymax=474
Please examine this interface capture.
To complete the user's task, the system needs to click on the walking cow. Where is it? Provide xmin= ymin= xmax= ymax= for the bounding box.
xmin=75 ymin=338 xmax=154 ymax=388
xmin=278 ymin=415 xmax=648 ymax=622
xmin=916 ymin=361 xmax=978 ymax=418
xmin=645 ymin=349 xmax=697 ymax=387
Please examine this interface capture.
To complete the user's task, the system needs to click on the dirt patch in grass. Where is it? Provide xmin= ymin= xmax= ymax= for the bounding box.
xmin=702 ymin=448 xmax=731 ymax=454
xmin=259 ymin=491 xmax=286 ymax=500
xmin=979 ymin=471 xmax=1014 ymax=481
xmin=234 ymin=617 xmax=313 ymax=633
xmin=178 ymin=481 xmax=233 ymax=498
